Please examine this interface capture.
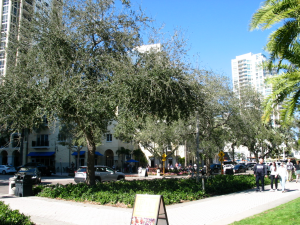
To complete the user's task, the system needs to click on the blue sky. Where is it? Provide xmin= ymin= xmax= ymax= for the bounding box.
xmin=130 ymin=0 xmax=275 ymax=81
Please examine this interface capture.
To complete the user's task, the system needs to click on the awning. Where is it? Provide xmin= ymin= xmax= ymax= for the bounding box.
xmin=95 ymin=152 xmax=103 ymax=156
xmin=27 ymin=152 xmax=55 ymax=157
xmin=72 ymin=151 xmax=85 ymax=156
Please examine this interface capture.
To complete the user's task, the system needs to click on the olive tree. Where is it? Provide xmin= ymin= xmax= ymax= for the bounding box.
xmin=0 ymin=0 xmax=198 ymax=185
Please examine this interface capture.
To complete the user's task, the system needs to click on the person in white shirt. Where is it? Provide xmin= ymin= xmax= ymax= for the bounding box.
xmin=278 ymin=162 xmax=288 ymax=193
xmin=269 ymin=162 xmax=279 ymax=191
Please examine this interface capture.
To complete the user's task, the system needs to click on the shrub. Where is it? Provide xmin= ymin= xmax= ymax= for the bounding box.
xmin=33 ymin=175 xmax=262 ymax=207
xmin=0 ymin=201 xmax=34 ymax=225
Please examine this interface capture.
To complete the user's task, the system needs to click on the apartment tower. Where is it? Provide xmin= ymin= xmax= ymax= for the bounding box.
xmin=0 ymin=0 xmax=53 ymax=77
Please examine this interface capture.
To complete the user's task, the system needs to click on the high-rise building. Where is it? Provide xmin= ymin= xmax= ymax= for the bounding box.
xmin=0 ymin=0 xmax=53 ymax=76
xmin=231 ymin=52 xmax=276 ymax=99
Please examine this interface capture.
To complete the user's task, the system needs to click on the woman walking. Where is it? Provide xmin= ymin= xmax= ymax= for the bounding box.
xmin=278 ymin=162 xmax=288 ymax=193
xmin=269 ymin=162 xmax=279 ymax=191
xmin=295 ymin=161 xmax=300 ymax=183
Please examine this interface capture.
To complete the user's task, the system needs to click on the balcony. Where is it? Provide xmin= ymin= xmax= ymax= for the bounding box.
xmin=25 ymin=0 xmax=33 ymax=6
xmin=32 ymin=140 xmax=49 ymax=149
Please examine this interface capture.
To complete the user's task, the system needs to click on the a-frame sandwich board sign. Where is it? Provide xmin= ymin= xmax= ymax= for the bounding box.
xmin=130 ymin=194 xmax=169 ymax=225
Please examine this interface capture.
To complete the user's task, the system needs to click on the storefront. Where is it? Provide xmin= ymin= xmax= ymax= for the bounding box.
xmin=27 ymin=152 xmax=55 ymax=167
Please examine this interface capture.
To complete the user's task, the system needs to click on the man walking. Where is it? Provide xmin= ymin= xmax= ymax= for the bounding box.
xmin=286 ymin=158 xmax=294 ymax=182
xmin=253 ymin=158 xmax=268 ymax=192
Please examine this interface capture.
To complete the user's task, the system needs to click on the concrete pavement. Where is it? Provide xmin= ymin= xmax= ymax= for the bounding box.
xmin=0 ymin=178 xmax=300 ymax=225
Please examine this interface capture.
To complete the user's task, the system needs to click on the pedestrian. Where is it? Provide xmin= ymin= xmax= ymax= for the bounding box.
xmin=269 ymin=162 xmax=279 ymax=191
xmin=294 ymin=161 xmax=300 ymax=183
xmin=253 ymin=158 xmax=268 ymax=192
xmin=192 ymin=164 xmax=197 ymax=177
xmin=278 ymin=162 xmax=288 ymax=193
xmin=129 ymin=163 xmax=132 ymax=173
xmin=286 ymin=158 xmax=294 ymax=182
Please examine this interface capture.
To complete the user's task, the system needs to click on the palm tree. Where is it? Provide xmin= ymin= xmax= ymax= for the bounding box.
xmin=262 ymin=42 xmax=300 ymax=123
xmin=250 ymin=0 xmax=300 ymax=123
xmin=250 ymin=0 xmax=300 ymax=66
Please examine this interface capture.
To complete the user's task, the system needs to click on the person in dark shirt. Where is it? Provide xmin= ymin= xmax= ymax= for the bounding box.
xmin=253 ymin=158 xmax=268 ymax=192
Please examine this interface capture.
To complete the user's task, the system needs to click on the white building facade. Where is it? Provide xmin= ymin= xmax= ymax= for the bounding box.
xmin=231 ymin=52 xmax=276 ymax=98
xmin=230 ymin=52 xmax=279 ymax=162
xmin=0 ymin=0 xmax=55 ymax=77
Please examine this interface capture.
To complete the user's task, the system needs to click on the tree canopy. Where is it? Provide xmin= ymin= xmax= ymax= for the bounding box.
xmin=0 ymin=0 xmax=200 ymax=185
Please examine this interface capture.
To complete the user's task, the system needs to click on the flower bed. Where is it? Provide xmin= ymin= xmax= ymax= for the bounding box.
xmin=163 ymin=172 xmax=177 ymax=176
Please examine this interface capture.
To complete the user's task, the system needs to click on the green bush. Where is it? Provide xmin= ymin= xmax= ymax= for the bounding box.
xmin=0 ymin=201 xmax=34 ymax=225
xmin=33 ymin=175 xmax=263 ymax=207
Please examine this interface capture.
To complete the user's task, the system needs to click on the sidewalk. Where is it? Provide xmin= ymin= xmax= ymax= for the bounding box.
xmin=1 ymin=180 xmax=300 ymax=225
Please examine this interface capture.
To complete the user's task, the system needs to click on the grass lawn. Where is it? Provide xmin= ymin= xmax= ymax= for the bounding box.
xmin=231 ymin=197 xmax=300 ymax=225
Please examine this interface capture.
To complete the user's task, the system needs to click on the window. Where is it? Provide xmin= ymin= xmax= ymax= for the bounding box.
xmin=2 ymin=15 xmax=8 ymax=23
xmin=33 ymin=134 xmax=49 ymax=146
xmin=1 ymin=24 xmax=7 ymax=32
xmin=106 ymin=134 xmax=112 ymax=142
xmin=0 ymin=42 xmax=5 ymax=50
xmin=0 ymin=60 xmax=5 ymax=69
xmin=57 ymin=133 xmax=66 ymax=142
xmin=2 ymin=6 xmax=9 ymax=14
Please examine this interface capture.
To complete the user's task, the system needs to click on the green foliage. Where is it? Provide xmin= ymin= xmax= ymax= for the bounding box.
xmin=250 ymin=0 xmax=300 ymax=124
xmin=0 ymin=201 xmax=34 ymax=225
xmin=0 ymin=0 xmax=199 ymax=185
xmin=250 ymin=0 xmax=300 ymax=65
xmin=33 ymin=175 xmax=263 ymax=207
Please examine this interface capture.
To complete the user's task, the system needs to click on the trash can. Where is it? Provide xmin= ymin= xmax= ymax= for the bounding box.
xmin=14 ymin=175 xmax=33 ymax=197
xmin=157 ymin=169 xmax=160 ymax=177
xmin=8 ymin=177 xmax=16 ymax=195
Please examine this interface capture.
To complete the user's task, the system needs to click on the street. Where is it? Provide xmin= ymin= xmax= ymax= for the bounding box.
xmin=0 ymin=174 xmax=75 ymax=195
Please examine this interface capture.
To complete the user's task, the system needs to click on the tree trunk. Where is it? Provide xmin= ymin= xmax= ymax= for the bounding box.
xmin=85 ymin=130 xmax=96 ymax=185
xmin=231 ymin=143 xmax=235 ymax=164
xmin=206 ymin=157 xmax=210 ymax=176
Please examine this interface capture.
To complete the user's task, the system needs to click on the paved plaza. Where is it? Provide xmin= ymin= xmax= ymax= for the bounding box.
xmin=0 ymin=175 xmax=300 ymax=225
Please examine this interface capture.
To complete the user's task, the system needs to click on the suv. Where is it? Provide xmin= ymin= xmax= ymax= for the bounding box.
xmin=17 ymin=163 xmax=55 ymax=176
xmin=74 ymin=165 xmax=125 ymax=183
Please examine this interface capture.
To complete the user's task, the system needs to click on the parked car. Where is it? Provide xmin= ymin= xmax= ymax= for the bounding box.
xmin=17 ymin=163 xmax=55 ymax=176
xmin=210 ymin=164 xmax=221 ymax=174
xmin=246 ymin=163 xmax=256 ymax=170
xmin=234 ymin=164 xmax=247 ymax=173
xmin=74 ymin=165 xmax=125 ymax=184
xmin=14 ymin=167 xmax=42 ymax=184
xmin=0 ymin=165 xmax=17 ymax=174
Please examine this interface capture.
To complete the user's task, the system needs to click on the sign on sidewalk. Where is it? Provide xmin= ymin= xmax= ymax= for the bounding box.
xmin=131 ymin=194 xmax=169 ymax=225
